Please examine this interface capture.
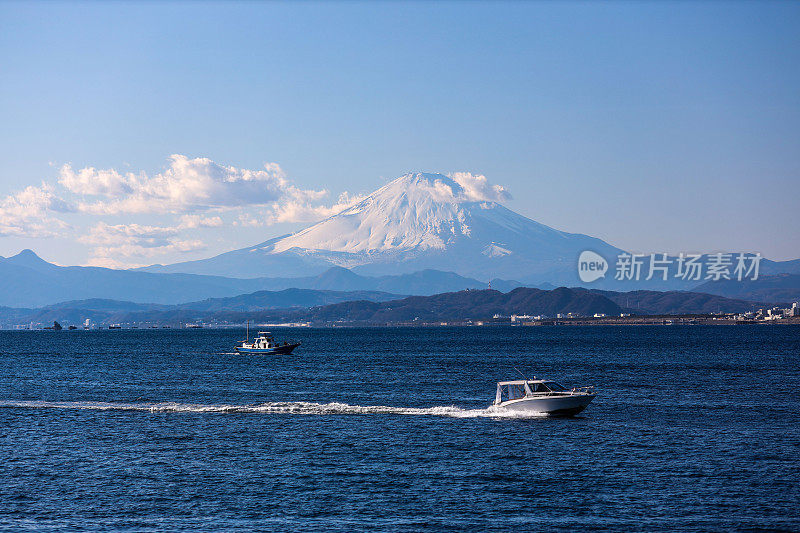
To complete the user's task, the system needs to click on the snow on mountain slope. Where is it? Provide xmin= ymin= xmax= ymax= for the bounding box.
xmin=142 ymin=172 xmax=623 ymax=282
xmin=271 ymin=173 xmax=481 ymax=253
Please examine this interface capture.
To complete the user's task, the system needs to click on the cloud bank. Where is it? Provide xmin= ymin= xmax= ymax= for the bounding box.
xmin=79 ymin=222 xmax=207 ymax=265
xmin=0 ymin=158 xmax=510 ymax=267
xmin=60 ymin=155 xmax=315 ymax=215
xmin=0 ymin=183 xmax=73 ymax=238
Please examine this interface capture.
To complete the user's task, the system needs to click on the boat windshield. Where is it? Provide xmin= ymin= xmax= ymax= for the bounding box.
xmin=528 ymin=381 xmax=567 ymax=393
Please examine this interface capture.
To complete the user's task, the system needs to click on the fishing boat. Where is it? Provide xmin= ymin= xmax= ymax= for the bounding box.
xmin=494 ymin=376 xmax=596 ymax=416
xmin=236 ymin=322 xmax=300 ymax=355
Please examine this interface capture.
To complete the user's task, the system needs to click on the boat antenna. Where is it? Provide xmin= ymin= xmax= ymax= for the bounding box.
xmin=514 ymin=366 xmax=532 ymax=382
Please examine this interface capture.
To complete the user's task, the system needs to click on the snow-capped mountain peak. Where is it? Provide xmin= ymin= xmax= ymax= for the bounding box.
xmin=271 ymin=172 xmax=504 ymax=254
xmin=142 ymin=171 xmax=622 ymax=282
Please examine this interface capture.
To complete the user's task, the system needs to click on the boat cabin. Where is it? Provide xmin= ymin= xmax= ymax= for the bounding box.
xmin=247 ymin=332 xmax=277 ymax=349
xmin=495 ymin=379 xmax=568 ymax=404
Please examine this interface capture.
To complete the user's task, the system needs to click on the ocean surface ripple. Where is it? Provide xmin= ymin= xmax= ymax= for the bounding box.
xmin=1 ymin=326 xmax=798 ymax=531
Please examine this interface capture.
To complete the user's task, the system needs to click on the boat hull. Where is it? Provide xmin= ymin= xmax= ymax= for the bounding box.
xmin=235 ymin=343 xmax=300 ymax=355
xmin=498 ymin=393 xmax=596 ymax=416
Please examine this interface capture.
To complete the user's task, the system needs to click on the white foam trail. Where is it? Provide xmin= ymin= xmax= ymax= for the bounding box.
xmin=0 ymin=400 xmax=545 ymax=419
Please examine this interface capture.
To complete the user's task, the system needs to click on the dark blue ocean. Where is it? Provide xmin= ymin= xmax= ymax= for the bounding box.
xmin=1 ymin=326 xmax=799 ymax=531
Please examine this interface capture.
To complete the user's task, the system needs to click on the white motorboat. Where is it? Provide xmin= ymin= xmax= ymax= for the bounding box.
xmin=494 ymin=378 xmax=596 ymax=416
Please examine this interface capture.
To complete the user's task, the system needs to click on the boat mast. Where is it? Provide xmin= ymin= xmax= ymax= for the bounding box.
xmin=246 ymin=320 xmax=249 ymax=343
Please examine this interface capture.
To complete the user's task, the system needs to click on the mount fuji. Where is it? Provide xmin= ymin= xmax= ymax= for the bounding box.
xmin=143 ymin=172 xmax=622 ymax=285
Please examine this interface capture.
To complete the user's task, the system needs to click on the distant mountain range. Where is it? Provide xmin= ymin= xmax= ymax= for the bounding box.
xmin=276 ymin=287 xmax=767 ymax=323
xmin=0 ymin=250 xmax=524 ymax=307
xmin=0 ymin=288 xmax=404 ymax=327
xmin=694 ymin=274 xmax=800 ymax=303
xmin=283 ymin=287 xmax=626 ymax=323
xmin=590 ymin=289 xmax=769 ymax=315
xmin=2 ymin=246 xmax=797 ymax=314
xmin=0 ymin=285 xmax=774 ymax=328
xmin=2 ymin=173 xmax=798 ymax=306
xmin=0 ymin=249 xmax=267 ymax=307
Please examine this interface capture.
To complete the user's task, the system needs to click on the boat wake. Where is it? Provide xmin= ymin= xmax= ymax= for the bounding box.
xmin=0 ymin=400 xmax=545 ymax=419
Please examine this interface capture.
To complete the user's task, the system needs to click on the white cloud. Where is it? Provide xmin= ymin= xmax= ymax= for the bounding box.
xmin=1 ymin=159 xmax=514 ymax=268
xmin=0 ymin=183 xmax=73 ymax=237
xmin=30 ymin=154 xmax=347 ymax=261
xmin=81 ymin=222 xmax=178 ymax=247
xmin=234 ymin=213 xmax=264 ymax=227
xmin=67 ymin=155 xmax=326 ymax=215
xmin=178 ymin=214 xmax=223 ymax=229
xmin=58 ymin=164 xmax=136 ymax=197
xmin=80 ymin=222 xmax=207 ymax=262
xmin=231 ymin=191 xmax=367 ymax=227
xmin=448 ymin=172 xmax=511 ymax=202
xmin=264 ymin=191 xmax=368 ymax=225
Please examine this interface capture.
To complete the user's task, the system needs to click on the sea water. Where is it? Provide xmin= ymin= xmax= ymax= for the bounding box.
xmin=1 ymin=326 xmax=798 ymax=531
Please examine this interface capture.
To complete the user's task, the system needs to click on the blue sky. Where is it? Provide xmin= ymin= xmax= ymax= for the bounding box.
xmin=0 ymin=1 xmax=798 ymax=267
